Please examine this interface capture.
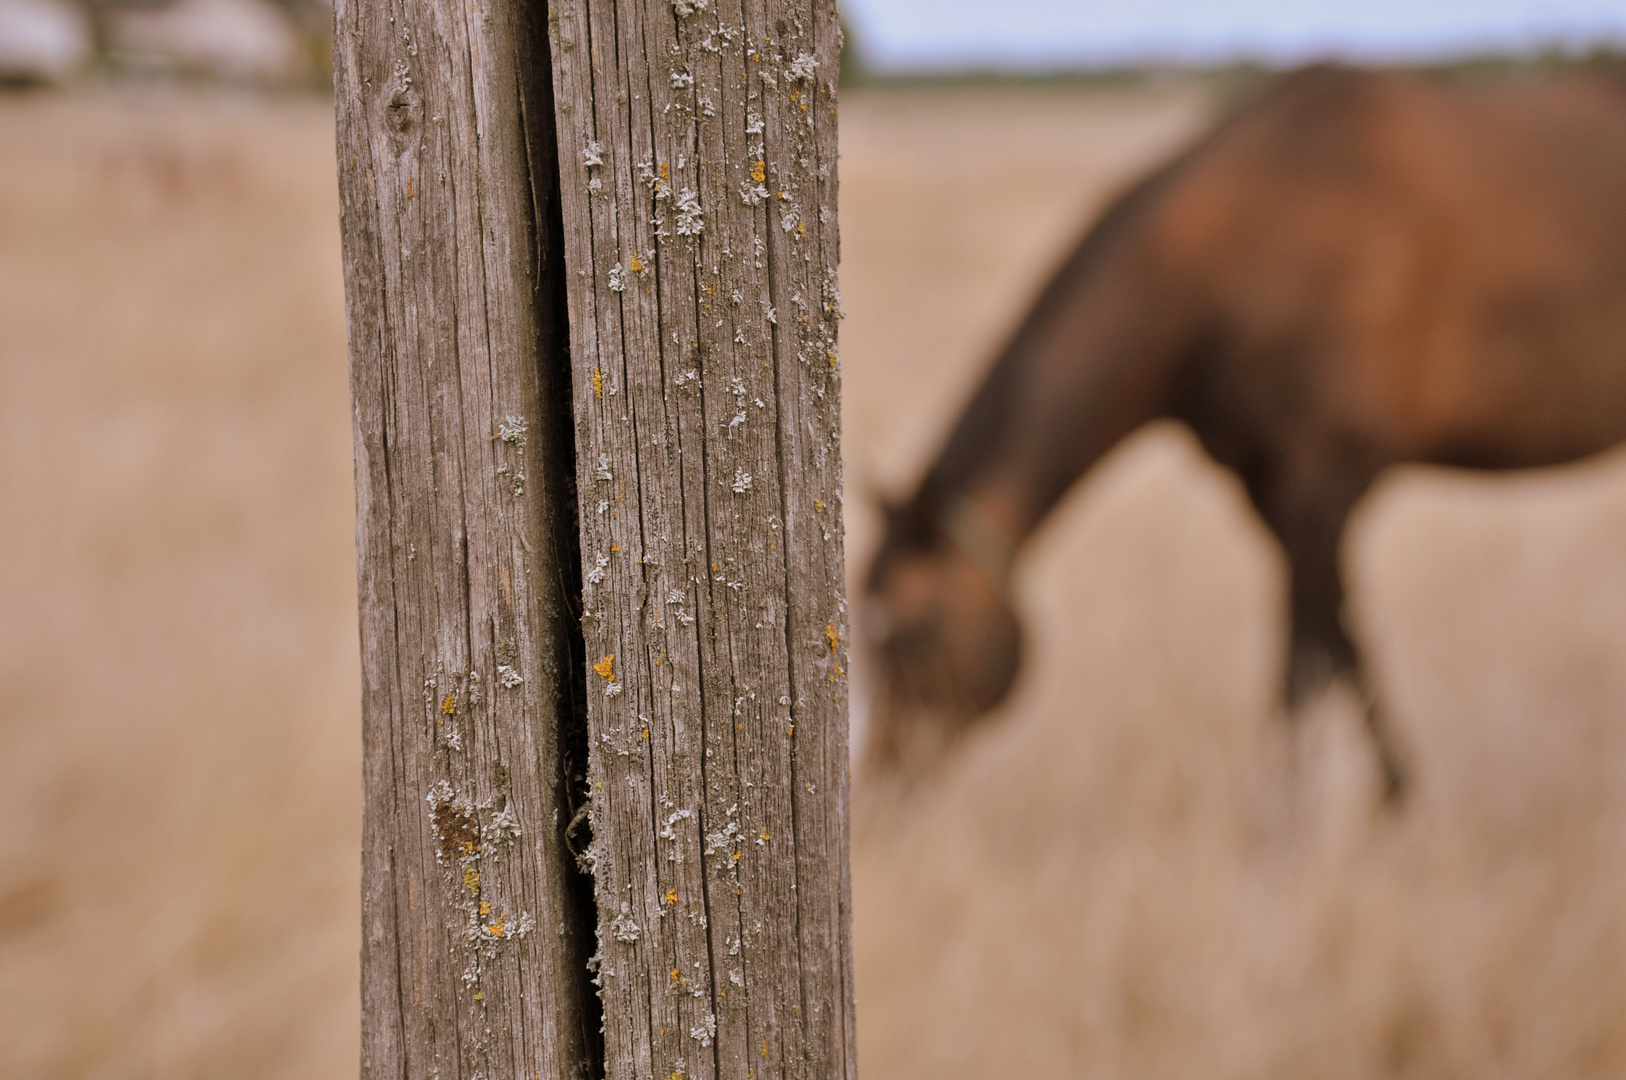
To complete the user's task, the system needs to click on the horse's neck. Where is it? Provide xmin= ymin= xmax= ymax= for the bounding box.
xmin=917 ymin=235 xmax=1197 ymax=546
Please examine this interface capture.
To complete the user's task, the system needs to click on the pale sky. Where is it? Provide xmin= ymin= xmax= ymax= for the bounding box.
xmin=842 ymin=0 xmax=1626 ymax=71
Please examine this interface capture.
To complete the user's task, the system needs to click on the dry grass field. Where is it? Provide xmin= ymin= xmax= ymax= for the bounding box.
xmin=3 ymin=81 xmax=1626 ymax=1079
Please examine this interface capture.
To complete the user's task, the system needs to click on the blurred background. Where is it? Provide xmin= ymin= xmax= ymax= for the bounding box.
xmin=4 ymin=1 xmax=1626 ymax=1077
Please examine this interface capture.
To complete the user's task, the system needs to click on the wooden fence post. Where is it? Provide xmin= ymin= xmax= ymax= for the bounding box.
xmin=547 ymin=2 xmax=854 ymax=1077
xmin=334 ymin=1 xmax=598 ymax=1076
xmin=336 ymin=0 xmax=852 ymax=1072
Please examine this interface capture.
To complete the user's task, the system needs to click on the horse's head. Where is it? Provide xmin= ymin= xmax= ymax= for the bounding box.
xmin=862 ymin=493 xmax=1024 ymax=768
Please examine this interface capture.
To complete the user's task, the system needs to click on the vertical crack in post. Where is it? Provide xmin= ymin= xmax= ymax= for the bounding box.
xmin=525 ymin=2 xmax=604 ymax=1074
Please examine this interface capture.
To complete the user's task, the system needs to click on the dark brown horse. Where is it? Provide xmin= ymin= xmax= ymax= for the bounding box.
xmin=864 ymin=65 xmax=1626 ymax=797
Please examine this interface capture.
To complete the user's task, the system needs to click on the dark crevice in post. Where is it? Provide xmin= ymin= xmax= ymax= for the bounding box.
xmin=522 ymin=3 xmax=604 ymax=1077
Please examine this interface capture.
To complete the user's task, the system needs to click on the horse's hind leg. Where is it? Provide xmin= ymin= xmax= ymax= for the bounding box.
xmin=1247 ymin=460 xmax=1409 ymax=802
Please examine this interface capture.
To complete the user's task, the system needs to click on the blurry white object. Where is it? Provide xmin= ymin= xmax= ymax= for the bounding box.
xmin=0 ymin=0 xmax=91 ymax=82
xmin=111 ymin=0 xmax=302 ymax=81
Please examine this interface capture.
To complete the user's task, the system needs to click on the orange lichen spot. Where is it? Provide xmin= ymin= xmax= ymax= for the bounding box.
xmin=629 ymin=251 xmax=645 ymax=273
xmin=670 ymin=967 xmax=683 ymax=982
xmin=463 ymin=866 xmax=480 ymax=892
xmin=769 ymin=539 xmax=777 ymax=549
xmin=732 ymin=851 xmax=741 ymax=861
xmin=479 ymin=900 xmax=492 ymax=917
xmin=641 ymin=727 xmax=650 ymax=739
xmin=611 ymin=543 xmax=621 ymax=553
xmin=440 ymin=693 xmax=456 ymax=716
xmin=760 ymin=829 xmax=771 ymax=842
xmin=825 ymin=621 xmax=839 ymax=652
xmin=665 ymin=887 xmax=679 ymax=906
xmin=488 ymin=918 xmax=506 ymax=938
xmin=407 ymin=177 xmax=413 ymax=198
xmin=762 ymin=1039 xmax=769 ymax=1057
xmin=593 ymin=654 xmax=615 ymax=680
xmin=593 ymin=367 xmax=604 ymax=399
xmin=750 ymin=159 xmax=765 ymax=183
xmin=660 ymin=162 xmax=670 ymax=181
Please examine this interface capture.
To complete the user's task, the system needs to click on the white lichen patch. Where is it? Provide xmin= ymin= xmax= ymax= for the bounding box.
xmin=674 ymin=187 xmax=704 ymax=236
xmin=731 ymin=469 xmax=752 ymax=494
xmin=497 ymin=665 xmax=524 ymax=688
xmin=608 ymin=262 xmax=627 ymax=292
xmin=583 ymin=140 xmax=605 ymax=168
xmin=498 ymin=417 xmax=528 ymax=445
xmin=690 ymin=1013 xmax=716 ymax=1047
xmin=609 ymin=902 xmax=641 ymax=943
xmin=483 ymin=804 xmax=521 ymax=846
xmin=787 ymin=52 xmax=818 ymax=81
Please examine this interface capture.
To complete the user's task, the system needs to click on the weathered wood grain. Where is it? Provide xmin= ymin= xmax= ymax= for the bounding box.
xmin=547 ymin=2 xmax=854 ymax=1079
xmin=334 ymin=0 xmax=599 ymax=1076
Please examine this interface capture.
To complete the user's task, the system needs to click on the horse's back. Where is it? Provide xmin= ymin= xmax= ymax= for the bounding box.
xmin=1160 ymin=66 xmax=1626 ymax=469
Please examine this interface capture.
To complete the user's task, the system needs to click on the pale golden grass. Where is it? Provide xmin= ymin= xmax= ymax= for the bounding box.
xmin=1 ymin=83 xmax=1624 ymax=1080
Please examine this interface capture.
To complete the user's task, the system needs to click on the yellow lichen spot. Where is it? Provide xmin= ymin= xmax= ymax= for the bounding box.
xmin=488 ymin=918 xmax=506 ymax=938
xmin=629 ymin=251 xmax=645 ymax=273
xmin=825 ymin=620 xmax=839 ymax=652
xmin=479 ymin=900 xmax=492 ymax=917
xmin=710 ymin=562 xmax=719 ymax=573
xmin=787 ymin=726 xmax=795 ymax=737
xmin=611 ymin=543 xmax=621 ymax=553
xmin=826 ymin=349 xmax=838 ymax=368
xmin=762 ymin=1039 xmax=769 ymax=1057
xmin=760 ymin=829 xmax=771 ymax=842
xmin=770 ymin=539 xmax=777 ymax=549
xmin=463 ymin=866 xmax=480 ymax=893
xmin=750 ymin=159 xmax=765 ymax=183
xmin=732 ymin=851 xmax=741 ymax=861
xmin=665 ymin=887 xmax=679 ymax=906
xmin=641 ymin=727 xmax=650 ymax=739
xmin=813 ymin=498 xmax=825 ymax=513
xmin=440 ymin=693 xmax=456 ymax=716
xmin=473 ymin=990 xmax=483 ymax=1001
xmin=593 ymin=654 xmax=615 ymax=680
xmin=460 ymin=839 xmax=477 ymax=857
xmin=593 ymin=367 xmax=603 ymax=399
xmin=660 ymin=162 xmax=669 ymax=181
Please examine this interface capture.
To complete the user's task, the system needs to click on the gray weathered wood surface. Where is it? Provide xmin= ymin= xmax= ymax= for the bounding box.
xmin=334 ymin=0 xmax=599 ymax=1075
xmin=548 ymin=1 xmax=855 ymax=1078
